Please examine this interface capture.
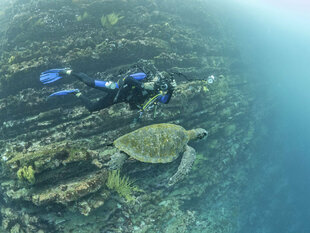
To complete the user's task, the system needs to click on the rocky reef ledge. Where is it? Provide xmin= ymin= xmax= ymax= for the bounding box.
xmin=0 ymin=0 xmax=255 ymax=232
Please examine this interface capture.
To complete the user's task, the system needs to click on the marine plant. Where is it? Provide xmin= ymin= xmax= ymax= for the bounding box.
xmin=8 ymin=56 xmax=15 ymax=64
xmin=17 ymin=165 xmax=36 ymax=184
xmin=76 ymin=11 xmax=89 ymax=22
xmin=106 ymin=170 xmax=137 ymax=202
xmin=100 ymin=13 xmax=124 ymax=27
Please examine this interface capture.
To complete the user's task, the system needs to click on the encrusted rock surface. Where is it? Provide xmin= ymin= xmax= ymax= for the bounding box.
xmin=0 ymin=0 xmax=256 ymax=232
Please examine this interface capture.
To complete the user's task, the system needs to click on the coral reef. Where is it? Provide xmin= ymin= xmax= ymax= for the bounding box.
xmin=1 ymin=207 xmax=54 ymax=232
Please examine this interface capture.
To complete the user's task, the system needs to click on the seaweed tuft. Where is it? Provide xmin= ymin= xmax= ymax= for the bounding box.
xmin=106 ymin=170 xmax=138 ymax=202
xmin=17 ymin=165 xmax=36 ymax=184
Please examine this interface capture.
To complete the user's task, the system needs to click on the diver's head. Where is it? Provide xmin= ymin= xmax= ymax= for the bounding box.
xmin=159 ymin=83 xmax=168 ymax=91
xmin=155 ymin=71 xmax=172 ymax=91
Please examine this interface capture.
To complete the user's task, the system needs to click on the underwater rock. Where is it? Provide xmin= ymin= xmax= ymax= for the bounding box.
xmin=4 ymin=142 xmax=96 ymax=175
xmin=32 ymin=170 xmax=108 ymax=206
xmin=0 ymin=72 xmax=253 ymax=231
xmin=1 ymin=207 xmax=53 ymax=232
xmin=0 ymin=0 xmax=257 ymax=232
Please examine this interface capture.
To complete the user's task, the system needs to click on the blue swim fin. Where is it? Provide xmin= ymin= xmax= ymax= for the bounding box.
xmin=40 ymin=68 xmax=69 ymax=84
xmin=130 ymin=72 xmax=147 ymax=80
xmin=48 ymin=89 xmax=80 ymax=97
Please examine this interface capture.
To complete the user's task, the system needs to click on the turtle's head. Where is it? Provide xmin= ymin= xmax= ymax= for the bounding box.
xmin=188 ymin=128 xmax=208 ymax=141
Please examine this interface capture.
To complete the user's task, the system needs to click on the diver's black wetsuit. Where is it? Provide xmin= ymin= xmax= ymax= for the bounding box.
xmin=71 ymin=71 xmax=173 ymax=112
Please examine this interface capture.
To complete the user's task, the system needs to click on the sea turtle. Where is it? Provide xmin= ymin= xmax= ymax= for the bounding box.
xmin=107 ymin=123 xmax=208 ymax=186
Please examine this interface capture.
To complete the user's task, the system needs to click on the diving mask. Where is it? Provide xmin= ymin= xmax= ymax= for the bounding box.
xmin=160 ymin=83 xmax=168 ymax=91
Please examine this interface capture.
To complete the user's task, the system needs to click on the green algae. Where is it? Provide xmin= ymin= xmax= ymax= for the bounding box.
xmin=100 ymin=13 xmax=124 ymax=28
xmin=8 ymin=56 xmax=15 ymax=64
xmin=76 ymin=12 xmax=89 ymax=22
xmin=6 ymin=143 xmax=90 ymax=173
xmin=17 ymin=165 xmax=36 ymax=184
xmin=106 ymin=170 xmax=138 ymax=202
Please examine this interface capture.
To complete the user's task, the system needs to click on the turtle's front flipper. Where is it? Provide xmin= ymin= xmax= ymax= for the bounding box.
xmin=106 ymin=151 xmax=128 ymax=170
xmin=168 ymin=145 xmax=196 ymax=186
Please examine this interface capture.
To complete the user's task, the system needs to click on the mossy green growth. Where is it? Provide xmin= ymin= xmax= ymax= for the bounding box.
xmin=8 ymin=56 xmax=15 ymax=64
xmin=100 ymin=15 xmax=107 ymax=27
xmin=76 ymin=11 xmax=89 ymax=22
xmin=17 ymin=166 xmax=36 ymax=184
xmin=106 ymin=170 xmax=139 ymax=202
xmin=100 ymin=13 xmax=124 ymax=27
xmin=107 ymin=13 xmax=123 ymax=25
xmin=7 ymin=143 xmax=90 ymax=173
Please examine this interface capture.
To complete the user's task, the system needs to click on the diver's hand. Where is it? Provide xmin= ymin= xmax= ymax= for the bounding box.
xmin=171 ymin=79 xmax=177 ymax=89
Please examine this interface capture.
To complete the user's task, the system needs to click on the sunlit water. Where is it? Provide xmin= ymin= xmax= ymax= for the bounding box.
xmin=225 ymin=1 xmax=310 ymax=232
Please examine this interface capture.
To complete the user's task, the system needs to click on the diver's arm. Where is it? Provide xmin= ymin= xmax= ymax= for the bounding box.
xmin=158 ymin=79 xmax=176 ymax=104
xmin=123 ymin=76 xmax=144 ymax=89
xmin=158 ymin=89 xmax=173 ymax=104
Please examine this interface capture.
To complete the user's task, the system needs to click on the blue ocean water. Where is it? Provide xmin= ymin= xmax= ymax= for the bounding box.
xmin=226 ymin=1 xmax=310 ymax=232
xmin=1 ymin=1 xmax=309 ymax=232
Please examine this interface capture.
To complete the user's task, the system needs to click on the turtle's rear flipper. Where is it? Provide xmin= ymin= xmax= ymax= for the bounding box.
xmin=106 ymin=151 xmax=128 ymax=170
xmin=168 ymin=146 xmax=196 ymax=186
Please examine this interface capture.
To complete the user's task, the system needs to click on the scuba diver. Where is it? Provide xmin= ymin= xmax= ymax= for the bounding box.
xmin=40 ymin=62 xmax=177 ymax=121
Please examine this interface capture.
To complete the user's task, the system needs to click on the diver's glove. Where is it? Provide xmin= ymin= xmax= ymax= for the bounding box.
xmin=170 ymin=79 xmax=177 ymax=89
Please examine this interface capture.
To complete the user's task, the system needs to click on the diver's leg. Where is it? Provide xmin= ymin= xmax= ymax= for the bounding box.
xmin=77 ymin=91 xmax=117 ymax=112
xmin=71 ymin=72 xmax=117 ymax=92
